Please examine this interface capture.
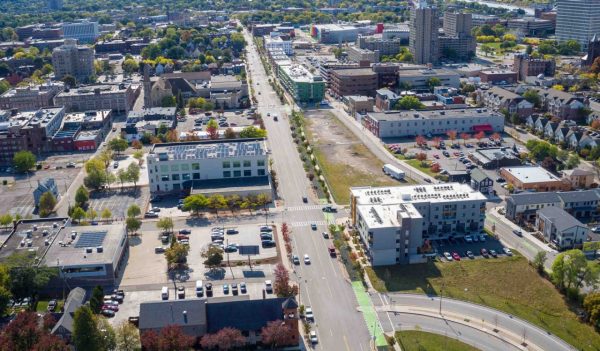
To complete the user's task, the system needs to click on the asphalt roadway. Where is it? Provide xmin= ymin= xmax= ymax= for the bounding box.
xmin=243 ymin=28 xmax=373 ymax=350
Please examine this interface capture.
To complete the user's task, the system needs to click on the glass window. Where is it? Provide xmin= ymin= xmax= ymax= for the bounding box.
xmin=182 ymin=174 xmax=191 ymax=181
xmin=243 ymin=160 xmax=251 ymax=167
xmin=171 ymin=164 xmax=179 ymax=172
xmin=160 ymin=165 xmax=169 ymax=172
xmin=172 ymin=174 xmax=180 ymax=181
xmin=193 ymin=173 xmax=200 ymax=180
xmin=181 ymin=164 xmax=189 ymax=171
xmin=191 ymin=163 xmax=200 ymax=170
xmin=244 ymin=170 xmax=252 ymax=176
xmin=257 ymin=169 xmax=266 ymax=176
xmin=233 ymin=170 xmax=241 ymax=177
xmin=257 ymin=160 xmax=265 ymax=167
xmin=233 ymin=161 xmax=241 ymax=168
xmin=223 ymin=171 xmax=231 ymax=178
xmin=173 ymin=184 xmax=181 ymax=190
xmin=223 ymin=161 xmax=230 ymax=168
xmin=161 ymin=175 xmax=169 ymax=181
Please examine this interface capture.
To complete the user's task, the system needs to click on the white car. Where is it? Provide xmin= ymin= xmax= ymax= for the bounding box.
xmin=503 ymin=247 xmax=513 ymax=256
xmin=265 ymin=280 xmax=273 ymax=293
xmin=443 ymin=252 xmax=453 ymax=261
xmin=309 ymin=331 xmax=318 ymax=344
xmin=304 ymin=254 xmax=311 ymax=264
xmin=305 ymin=307 xmax=314 ymax=321
xmin=464 ymin=235 xmax=473 ymax=243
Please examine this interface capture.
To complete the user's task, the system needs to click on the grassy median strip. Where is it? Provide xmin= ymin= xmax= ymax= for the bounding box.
xmin=366 ymin=254 xmax=600 ymax=351
xmin=395 ymin=331 xmax=481 ymax=351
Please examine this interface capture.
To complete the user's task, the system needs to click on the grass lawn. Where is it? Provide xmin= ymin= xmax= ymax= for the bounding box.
xmin=36 ymin=299 xmax=63 ymax=313
xmin=405 ymin=159 xmax=438 ymax=177
xmin=395 ymin=331 xmax=480 ymax=351
xmin=366 ymin=254 xmax=600 ymax=351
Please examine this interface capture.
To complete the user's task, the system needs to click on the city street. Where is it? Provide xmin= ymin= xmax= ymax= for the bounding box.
xmin=242 ymin=28 xmax=373 ymax=350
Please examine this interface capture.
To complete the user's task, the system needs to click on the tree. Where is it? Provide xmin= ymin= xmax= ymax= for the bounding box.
xmin=566 ymin=154 xmax=581 ymax=169
xmin=84 ymin=157 xmax=112 ymax=190
xmin=239 ymin=126 xmax=267 ymax=138
xmin=415 ymin=135 xmax=426 ymax=147
xmin=126 ymin=217 xmax=141 ymax=235
xmin=551 ymin=249 xmax=600 ymax=290
xmin=38 ymin=192 xmax=56 ymax=217
xmin=115 ymin=321 xmax=141 ymax=351
xmin=131 ymin=140 xmax=143 ymax=149
xmin=127 ymin=204 xmax=141 ymax=218
xmin=526 ymin=140 xmax=558 ymax=162
xmin=165 ymin=242 xmax=189 ymax=268
xmin=261 ymin=320 xmax=296 ymax=348
xmin=73 ymin=306 xmax=103 ymax=351
xmin=101 ymin=208 xmax=112 ymax=220
xmin=0 ymin=266 xmax=11 ymax=316
xmin=0 ymin=311 xmax=68 ymax=351
xmin=394 ymin=95 xmax=424 ymax=110
xmin=583 ymin=292 xmax=600 ymax=329
xmin=61 ymin=74 xmax=76 ymax=88
xmin=71 ymin=206 xmax=86 ymax=222
xmin=552 ymin=84 xmax=565 ymax=91
xmin=157 ymin=217 xmax=174 ymax=233
xmin=207 ymin=194 xmax=227 ymax=217
xmin=122 ymin=58 xmax=140 ymax=74
xmin=161 ymin=96 xmax=177 ymax=107
xmin=127 ymin=163 xmax=141 ymax=188
xmin=523 ymin=89 xmax=541 ymax=108
xmin=183 ymin=194 xmax=208 ymax=216
xmin=474 ymin=131 xmax=485 ymax=142
xmin=141 ymin=325 xmax=194 ymax=351
xmin=0 ymin=213 xmax=13 ymax=231
xmin=108 ymin=137 xmax=128 ymax=155
xmin=446 ymin=130 xmax=457 ymax=143
xmin=202 ymin=246 xmax=224 ymax=270
xmin=224 ymin=127 xmax=236 ymax=139
xmin=206 ymin=119 xmax=219 ymax=140
xmin=98 ymin=148 xmax=113 ymax=169
xmin=481 ymin=44 xmax=493 ymax=57
xmin=86 ymin=208 xmax=97 ymax=221
xmin=591 ymin=57 xmax=600 ymax=74
xmin=430 ymin=163 xmax=441 ymax=172
xmin=426 ymin=77 xmax=441 ymax=92
xmin=416 ymin=152 xmax=427 ymax=161
xmin=273 ymin=263 xmax=298 ymax=297
xmin=13 ymin=151 xmax=36 ymax=173
xmin=75 ymin=185 xmax=89 ymax=208
xmin=116 ymin=169 xmax=129 ymax=188
xmin=89 ymin=285 xmax=104 ymax=314
xmin=460 ymin=132 xmax=470 ymax=145
xmin=5 ymin=252 xmax=56 ymax=302
xmin=200 ymin=328 xmax=245 ymax=351
xmin=96 ymin=317 xmax=117 ymax=351
xmin=533 ymin=251 xmax=547 ymax=274
xmin=133 ymin=150 xmax=144 ymax=165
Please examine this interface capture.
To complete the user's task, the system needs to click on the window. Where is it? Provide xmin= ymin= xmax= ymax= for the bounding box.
xmin=182 ymin=174 xmax=191 ymax=181
xmin=243 ymin=160 xmax=251 ymax=167
xmin=161 ymin=175 xmax=169 ymax=181
xmin=191 ymin=163 xmax=200 ymax=170
xmin=160 ymin=165 xmax=169 ymax=172
xmin=223 ymin=161 xmax=231 ymax=168
xmin=233 ymin=161 xmax=241 ymax=168
xmin=233 ymin=170 xmax=241 ymax=177
xmin=172 ymin=174 xmax=180 ymax=181
xmin=181 ymin=164 xmax=189 ymax=171
xmin=193 ymin=173 xmax=200 ymax=180
xmin=223 ymin=171 xmax=231 ymax=178
xmin=257 ymin=169 xmax=266 ymax=176
xmin=170 ymin=164 xmax=179 ymax=172
xmin=244 ymin=170 xmax=252 ymax=176
xmin=257 ymin=160 xmax=265 ymax=167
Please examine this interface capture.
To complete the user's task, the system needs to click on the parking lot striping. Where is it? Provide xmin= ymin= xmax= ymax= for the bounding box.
xmin=290 ymin=220 xmax=327 ymax=228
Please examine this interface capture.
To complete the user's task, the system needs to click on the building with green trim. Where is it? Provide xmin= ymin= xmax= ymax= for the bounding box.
xmin=278 ymin=64 xmax=325 ymax=103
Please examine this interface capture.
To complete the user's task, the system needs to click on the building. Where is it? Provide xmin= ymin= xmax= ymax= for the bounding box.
xmin=443 ymin=12 xmax=472 ymax=37
xmin=51 ymin=287 xmax=85 ymax=342
xmin=477 ymin=86 xmax=534 ymax=118
xmin=500 ymin=166 xmax=570 ymax=192
xmin=42 ymin=224 xmax=129 ymax=287
xmin=507 ymin=17 xmax=555 ymax=36
xmin=398 ymin=67 xmax=460 ymax=90
xmin=147 ymin=139 xmax=271 ymax=197
xmin=439 ymin=12 xmax=476 ymax=61
xmin=555 ymin=0 xmax=600 ymax=50
xmin=375 ymin=88 xmax=400 ymax=111
xmin=536 ymin=206 xmax=589 ymax=250
xmin=330 ymin=68 xmax=378 ymax=97
xmin=51 ymin=39 xmax=95 ymax=81
xmin=278 ymin=64 xmax=325 ymax=103
xmin=346 ymin=46 xmax=379 ymax=63
xmin=470 ymin=168 xmax=494 ymax=195
xmin=409 ymin=1 xmax=439 ymax=64
xmin=469 ymin=147 xmax=523 ymax=169
xmin=0 ymin=82 xmax=63 ymax=110
xmin=505 ymin=189 xmax=600 ymax=222
xmin=264 ymin=36 xmax=293 ymax=55
xmin=139 ymin=296 xmax=299 ymax=346
xmin=33 ymin=178 xmax=59 ymax=206
xmin=54 ymin=84 xmax=138 ymax=113
xmin=347 ymin=95 xmax=374 ymax=117
xmin=532 ymin=87 xmax=585 ymax=121
xmin=478 ymin=70 xmax=518 ymax=84
xmin=362 ymin=108 xmax=504 ymax=138
xmin=583 ymin=34 xmax=600 ymax=66
xmin=357 ymin=35 xmax=402 ymax=56
xmin=561 ymin=168 xmax=595 ymax=189
xmin=252 ymin=24 xmax=276 ymax=36
xmin=311 ymin=24 xmax=358 ymax=44
xmin=513 ymin=54 xmax=556 ymax=81
xmin=350 ymin=183 xmax=487 ymax=265
xmin=62 ymin=21 xmax=99 ymax=44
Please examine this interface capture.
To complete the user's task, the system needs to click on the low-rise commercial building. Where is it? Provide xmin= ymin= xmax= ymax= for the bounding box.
xmin=263 ymin=36 xmax=293 ymax=55
xmin=536 ymin=206 xmax=588 ymax=250
xmin=357 ymin=35 xmax=402 ymax=56
xmin=62 ymin=20 xmax=99 ymax=43
xmin=311 ymin=24 xmax=358 ymax=44
xmin=350 ymin=183 xmax=487 ymax=265
xmin=278 ymin=64 xmax=325 ymax=103
xmin=507 ymin=17 xmax=555 ymax=36
xmin=500 ymin=166 xmax=570 ymax=192
xmin=54 ymin=83 xmax=139 ymax=113
xmin=363 ymin=108 xmax=504 ymax=138
xmin=468 ymin=147 xmax=522 ymax=169
xmin=346 ymin=46 xmax=379 ymax=63
xmin=561 ymin=168 xmax=595 ymax=189
xmin=398 ymin=67 xmax=460 ymax=90
xmin=513 ymin=54 xmax=555 ymax=81
xmin=478 ymin=70 xmax=518 ymax=84
xmin=347 ymin=95 xmax=374 ymax=117
xmin=330 ymin=68 xmax=378 ymax=97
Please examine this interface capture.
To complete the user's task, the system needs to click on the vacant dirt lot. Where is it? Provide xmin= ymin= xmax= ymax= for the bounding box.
xmin=305 ymin=111 xmax=401 ymax=204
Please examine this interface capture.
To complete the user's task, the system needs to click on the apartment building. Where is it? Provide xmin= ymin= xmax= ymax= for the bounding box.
xmin=346 ymin=46 xmax=379 ymax=63
xmin=477 ymin=86 xmax=534 ymax=118
xmin=51 ymin=39 xmax=95 ymax=81
xmin=513 ymin=54 xmax=556 ymax=81
xmin=264 ymin=36 xmax=293 ymax=55
xmin=278 ymin=64 xmax=325 ymax=103
xmin=350 ymin=183 xmax=487 ymax=265
xmin=536 ymin=206 xmax=588 ymax=250
xmin=62 ymin=21 xmax=99 ymax=44
xmin=409 ymin=1 xmax=439 ymax=64
xmin=330 ymin=68 xmax=378 ymax=97
xmin=505 ymin=189 xmax=600 ymax=223
xmin=0 ymin=82 xmax=63 ymax=110
xmin=357 ymin=35 xmax=402 ymax=56
xmin=556 ymin=0 xmax=600 ymax=49
xmin=54 ymin=84 xmax=139 ymax=113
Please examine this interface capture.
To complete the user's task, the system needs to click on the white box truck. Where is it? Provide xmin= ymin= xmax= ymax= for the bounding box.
xmin=383 ymin=164 xmax=405 ymax=180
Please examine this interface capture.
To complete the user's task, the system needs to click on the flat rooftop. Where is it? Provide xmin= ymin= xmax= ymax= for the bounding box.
xmin=501 ymin=166 xmax=562 ymax=184
xmin=351 ymin=183 xmax=487 ymax=206
xmin=150 ymin=139 xmax=267 ymax=161
xmin=63 ymin=110 xmax=111 ymax=124
xmin=367 ymin=108 xmax=499 ymax=122
xmin=357 ymin=202 xmax=423 ymax=229
xmin=399 ymin=67 xmax=458 ymax=77
xmin=332 ymin=68 xmax=376 ymax=77
xmin=280 ymin=64 xmax=321 ymax=83
xmin=127 ymin=107 xmax=177 ymax=119
xmin=42 ymin=224 xmax=127 ymax=267
xmin=0 ymin=219 xmax=67 ymax=262
xmin=56 ymin=84 xmax=130 ymax=97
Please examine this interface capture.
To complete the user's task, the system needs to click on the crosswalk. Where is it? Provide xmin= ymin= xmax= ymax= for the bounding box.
xmin=290 ymin=220 xmax=328 ymax=228
xmin=283 ymin=205 xmax=324 ymax=212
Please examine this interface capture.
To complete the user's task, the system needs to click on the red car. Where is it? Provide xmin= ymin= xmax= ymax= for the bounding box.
xmin=453 ymin=152 xmax=460 ymax=156
xmin=451 ymin=252 xmax=461 ymax=261
xmin=102 ymin=304 xmax=119 ymax=312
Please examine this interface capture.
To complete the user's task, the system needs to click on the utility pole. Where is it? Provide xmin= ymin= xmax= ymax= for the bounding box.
xmin=439 ymin=281 xmax=445 ymax=315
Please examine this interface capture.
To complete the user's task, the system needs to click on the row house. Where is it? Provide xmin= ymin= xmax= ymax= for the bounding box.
xmin=567 ymin=130 xmax=600 ymax=149
xmin=543 ymin=119 xmax=576 ymax=143
xmin=505 ymin=189 xmax=600 ymax=223
xmin=477 ymin=86 xmax=534 ymax=119
xmin=533 ymin=87 xmax=585 ymax=121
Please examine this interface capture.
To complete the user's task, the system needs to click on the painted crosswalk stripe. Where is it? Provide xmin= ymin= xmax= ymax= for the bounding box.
xmin=290 ymin=220 xmax=327 ymax=228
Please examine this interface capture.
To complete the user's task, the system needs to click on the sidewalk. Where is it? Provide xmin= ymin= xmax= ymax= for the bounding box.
xmin=487 ymin=206 xmax=555 ymax=254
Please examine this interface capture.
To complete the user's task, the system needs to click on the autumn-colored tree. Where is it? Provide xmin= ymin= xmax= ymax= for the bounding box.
xmin=0 ymin=311 xmax=69 ymax=351
xmin=416 ymin=152 xmax=427 ymax=161
xmin=261 ymin=320 xmax=296 ymax=348
xmin=165 ymin=130 xmax=179 ymax=142
xmin=141 ymin=325 xmax=195 ymax=351
xmin=432 ymin=136 xmax=442 ymax=148
xmin=430 ymin=163 xmax=441 ymax=173
xmin=131 ymin=140 xmax=143 ymax=149
xmin=415 ymin=135 xmax=426 ymax=147
xmin=206 ymin=119 xmax=219 ymax=140
xmin=273 ymin=263 xmax=298 ymax=298
xmin=150 ymin=136 xmax=162 ymax=144
xmin=200 ymin=328 xmax=246 ymax=351
xmin=474 ymin=131 xmax=485 ymax=141
xmin=460 ymin=132 xmax=470 ymax=145
xmin=446 ymin=130 xmax=457 ymax=142
xmin=591 ymin=119 xmax=600 ymax=130
xmin=491 ymin=132 xmax=501 ymax=141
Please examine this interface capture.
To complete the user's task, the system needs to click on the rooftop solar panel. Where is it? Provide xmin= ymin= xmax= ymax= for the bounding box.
xmin=74 ymin=231 xmax=107 ymax=248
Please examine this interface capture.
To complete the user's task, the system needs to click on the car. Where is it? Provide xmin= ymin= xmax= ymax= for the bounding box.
xmin=240 ymin=282 xmax=247 ymax=294
xmin=66 ymin=162 xmax=76 ymax=168
xmin=266 ymin=113 xmax=270 ymax=117
xmin=452 ymin=252 xmax=461 ymax=261
xmin=151 ymin=207 xmax=161 ymax=213
xmin=224 ymin=245 xmax=238 ymax=253
xmin=464 ymin=235 xmax=473 ymax=243
xmin=212 ymin=227 xmax=224 ymax=233
xmin=592 ymin=226 xmax=600 ymax=233
xmin=442 ymin=151 xmax=450 ymax=157
xmin=177 ymin=286 xmax=185 ymax=299
xmin=309 ymin=331 xmax=318 ymax=344
xmin=260 ymin=233 xmax=273 ymax=241
xmin=265 ymin=280 xmax=273 ymax=293
xmin=206 ymin=283 xmax=213 ymax=297
xmin=328 ymin=246 xmax=336 ymax=257
xmin=304 ymin=254 xmax=311 ymax=264
xmin=443 ymin=252 xmax=453 ymax=261
xmin=311 ymin=223 xmax=317 ymax=230
xmin=302 ymin=196 xmax=308 ymax=203
xmin=113 ymin=162 xmax=118 ymax=169
xmin=261 ymin=240 xmax=276 ymax=248
xmin=322 ymin=231 xmax=329 ymax=239
xmin=144 ymin=212 xmax=159 ymax=218
xmin=433 ymin=154 xmax=440 ymax=159
xmin=512 ymin=229 xmax=523 ymax=237
xmin=472 ymin=235 xmax=479 ymax=243
xmin=503 ymin=247 xmax=513 ymax=256
xmin=47 ymin=299 xmax=57 ymax=312
xmin=322 ymin=205 xmax=337 ymax=212
xmin=479 ymin=234 xmax=486 ymax=242
xmin=101 ymin=309 xmax=115 ymax=317
xmin=305 ymin=307 xmax=314 ymax=321
xmin=292 ymin=255 xmax=300 ymax=265
xmin=496 ymin=177 xmax=506 ymax=183
xmin=111 ymin=294 xmax=124 ymax=303
xmin=226 ymin=229 xmax=239 ymax=235
xmin=489 ymin=249 xmax=498 ymax=258
xmin=223 ymin=284 xmax=229 ymax=294
xmin=259 ymin=226 xmax=273 ymax=232
xmin=179 ymin=229 xmax=191 ymax=234
xmin=232 ymin=283 xmax=238 ymax=295
xmin=465 ymin=250 xmax=475 ymax=259
xmin=480 ymin=248 xmax=489 ymax=258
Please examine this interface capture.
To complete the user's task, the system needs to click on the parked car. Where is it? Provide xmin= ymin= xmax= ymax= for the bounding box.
xmin=472 ymin=235 xmax=479 ymax=243
xmin=101 ymin=309 xmax=115 ymax=317
xmin=464 ymin=235 xmax=473 ymax=243
xmin=144 ymin=212 xmax=159 ymax=218
xmin=232 ymin=283 xmax=238 ymax=295
xmin=592 ymin=226 xmax=600 ymax=233
xmin=292 ymin=255 xmax=300 ymax=265
xmin=328 ymin=246 xmax=336 ymax=257
xmin=489 ymin=249 xmax=498 ymax=258
xmin=322 ymin=205 xmax=336 ymax=212
xmin=512 ymin=229 xmax=523 ymax=237
xmin=265 ymin=280 xmax=273 ymax=293
xmin=260 ymin=233 xmax=273 ymax=241
xmin=261 ymin=240 xmax=276 ymax=248
xmin=177 ymin=286 xmax=185 ymax=299
xmin=305 ymin=307 xmax=314 ymax=321
xmin=479 ymin=234 xmax=486 ymax=242
xmin=465 ymin=250 xmax=475 ymax=259
xmin=480 ymin=248 xmax=489 ymax=258
xmin=179 ymin=229 xmax=191 ymax=234
xmin=240 ymin=282 xmax=247 ymax=294
xmin=302 ymin=196 xmax=308 ymax=203
xmin=206 ymin=283 xmax=213 ymax=297
xmin=259 ymin=226 xmax=273 ymax=232
xmin=47 ymin=300 xmax=57 ymax=312
xmin=322 ymin=231 xmax=329 ymax=239
xmin=443 ymin=252 xmax=453 ymax=261
xmin=113 ymin=162 xmax=118 ymax=169
xmin=66 ymin=162 xmax=76 ymax=168
xmin=304 ymin=254 xmax=311 ymax=264
xmin=503 ymin=248 xmax=513 ymax=256
xmin=223 ymin=284 xmax=229 ymax=295
xmin=226 ymin=229 xmax=239 ymax=235
xmin=309 ymin=331 xmax=318 ymax=344
xmin=452 ymin=252 xmax=461 ymax=261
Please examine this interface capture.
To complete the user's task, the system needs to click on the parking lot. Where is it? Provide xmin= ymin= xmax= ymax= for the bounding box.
xmin=432 ymin=233 xmax=511 ymax=261
xmin=177 ymin=109 xmax=257 ymax=135
xmin=88 ymin=187 xmax=150 ymax=219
